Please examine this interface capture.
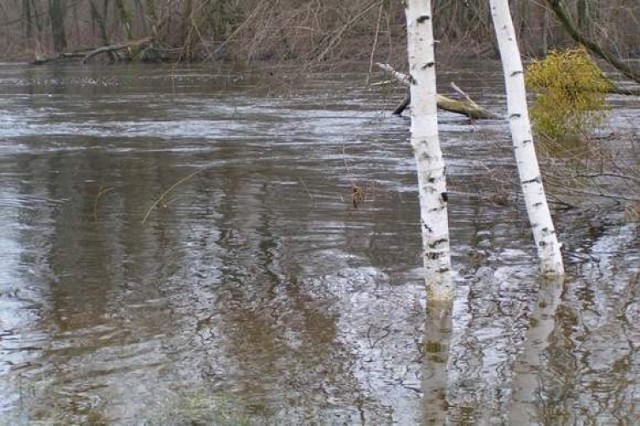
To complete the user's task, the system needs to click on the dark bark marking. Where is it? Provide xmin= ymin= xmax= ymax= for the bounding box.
xmin=510 ymin=113 xmax=522 ymax=119
xmin=441 ymin=192 xmax=448 ymax=202
xmin=417 ymin=15 xmax=430 ymax=23
xmin=428 ymin=238 xmax=448 ymax=248
xmin=522 ymin=176 xmax=542 ymax=185
xmin=419 ymin=151 xmax=432 ymax=161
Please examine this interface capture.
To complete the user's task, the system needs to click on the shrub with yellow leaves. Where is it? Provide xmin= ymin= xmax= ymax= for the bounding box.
xmin=526 ymin=47 xmax=612 ymax=142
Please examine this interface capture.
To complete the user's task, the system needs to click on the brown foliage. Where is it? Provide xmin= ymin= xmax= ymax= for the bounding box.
xmin=2 ymin=0 xmax=640 ymax=65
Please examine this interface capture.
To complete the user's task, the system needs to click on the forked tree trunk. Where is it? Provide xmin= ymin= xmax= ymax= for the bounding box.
xmin=404 ymin=0 xmax=453 ymax=300
xmin=490 ymin=0 xmax=565 ymax=275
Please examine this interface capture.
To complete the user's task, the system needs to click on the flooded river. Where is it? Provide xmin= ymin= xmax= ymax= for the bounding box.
xmin=0 ymin=63 xmax=638 ymax=424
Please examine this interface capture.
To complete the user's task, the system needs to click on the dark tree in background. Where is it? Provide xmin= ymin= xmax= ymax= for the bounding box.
xmin=48 ymin=0 xmax=67 ymax=52
xmin=0 ymin=0 xmax=639 ymax=65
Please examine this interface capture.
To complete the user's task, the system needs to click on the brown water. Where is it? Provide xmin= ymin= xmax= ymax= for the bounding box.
xmin=0 ymin=63 xmax=638 ymax=425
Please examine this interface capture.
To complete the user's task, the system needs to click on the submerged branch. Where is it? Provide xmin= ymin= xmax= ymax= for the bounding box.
xmin=141 ymin=168 xmax=206 ymax=224
xmin=31 ymin=37 xmax=154 ymax=65
xmin=82 ymin=37 xmax=154 ymax=63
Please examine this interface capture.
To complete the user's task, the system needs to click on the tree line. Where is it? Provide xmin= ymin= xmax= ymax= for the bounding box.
xmin=1 ymin=0 xmax=639 ymax=65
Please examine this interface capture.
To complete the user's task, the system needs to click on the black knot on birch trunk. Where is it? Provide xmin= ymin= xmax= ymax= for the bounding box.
xmin=417 ymin=15 xmax=430 ymax=23
xmin=522 ymin=176 xmax=542 ymax=185
xmin=426 ymin=252 xmax=442 ymax=260
xmin=429 ymin=238 xmax=448 ymax=248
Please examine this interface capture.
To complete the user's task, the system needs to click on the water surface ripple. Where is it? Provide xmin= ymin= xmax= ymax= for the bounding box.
xmin=0 ymin=63 xmax=638 ymax=424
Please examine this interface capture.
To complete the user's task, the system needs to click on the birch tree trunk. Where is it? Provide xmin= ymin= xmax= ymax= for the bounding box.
xmin=509 ymin=277 xmax=563 ymax=423
xmin=404 ymin=0 xmax=453 ymax=300
xmin=422 ymin=301 xmax=452 ymax=423
xmin=490 ymin=0 xmax=565 ymax=275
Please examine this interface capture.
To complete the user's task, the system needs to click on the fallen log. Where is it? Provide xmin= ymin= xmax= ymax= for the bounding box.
xmin=82 ymin=37 xmax=153 ymax=64
xmin=32 ymin=51 xmax=88 ymax=65
xmin=31 ymin=37 xmax=154 ymax=65
xmin=377 ymin=63 xmax=499 ymax=119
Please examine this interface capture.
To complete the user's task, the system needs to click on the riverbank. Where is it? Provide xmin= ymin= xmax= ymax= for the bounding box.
xmin=7 ymin=0 xmax=639 ymax=70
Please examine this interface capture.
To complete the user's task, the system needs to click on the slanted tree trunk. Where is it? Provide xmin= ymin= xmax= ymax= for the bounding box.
xmin=490 ymin=0 xmax=565 ymax=276
xmin=545 ymin=0 xmax=640 ymax=84
xmin=404 ymin=0 xmax=453 ymax=300
xmin=48 ymin=0 xmax=67 ymax=52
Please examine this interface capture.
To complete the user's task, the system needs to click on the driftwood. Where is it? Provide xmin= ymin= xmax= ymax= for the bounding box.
xmin=32 ymin=51 xmax=87 ymax=65
xmin=31 ymin=37 xmax=154 ymax=65
xmin=377 ymin=63 xmax=499 ymax=119
xmin=82 ymin=37 xmax=153 ymax=64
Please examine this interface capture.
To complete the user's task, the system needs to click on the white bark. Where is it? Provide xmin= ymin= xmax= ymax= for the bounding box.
xmin=404 ymin=0 xmax=453 ymax=300
xmin=490 ymin=0 xmax=565 ymax=275
xmin=509 ymin=277 xmax=564 ymax=423
xmin=422 ymin=300 xmax=452 ymax=423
